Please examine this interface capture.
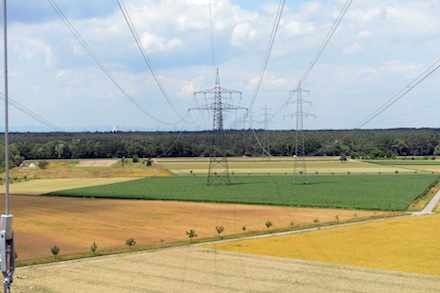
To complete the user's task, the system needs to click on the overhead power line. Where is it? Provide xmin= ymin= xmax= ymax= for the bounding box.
xmin=0 ymin=92 xmax=64 ymax=131
xmin=208 ymin=0 xmax=216 ymax=76
xmin=248 ymin=0 xmax=285 ymax=112
xmin=373 ymin=100 xmax=440 ymax=124
xmin=304 ymin=58 xmax=440 ymax=156
xmin=274 ymin=0 xmax=353 ymax=117
xmin=117 ymin=0 xmax=189 ymax=124
xmin=355 ymin=58 xmax=440 ymax=128
xmin=248 ymin=0 xmax=285 ymax=157
xmin=47 ymin=0 xmax=180 ymax=126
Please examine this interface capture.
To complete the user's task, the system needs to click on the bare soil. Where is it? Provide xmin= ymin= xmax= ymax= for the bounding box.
xmin=75 ymin=159 xmax=117 ymax=167
xmin=1 ymin=195 xmax=390 ymax=262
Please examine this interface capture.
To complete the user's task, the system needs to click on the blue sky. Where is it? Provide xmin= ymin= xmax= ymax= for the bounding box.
xmin=1 ymin=0 xmax=440 ymax=132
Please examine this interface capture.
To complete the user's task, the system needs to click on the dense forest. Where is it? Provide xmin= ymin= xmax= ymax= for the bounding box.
xmin=1 ymin=128 xmax=440 ymax=170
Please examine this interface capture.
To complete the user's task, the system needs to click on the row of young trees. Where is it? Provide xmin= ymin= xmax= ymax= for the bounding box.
xmin=1 ymin=128 xmax=440 ymax=170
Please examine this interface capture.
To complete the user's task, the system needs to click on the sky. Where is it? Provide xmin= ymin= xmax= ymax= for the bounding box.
xmin=1 ymin=0 xmax=440 ymax=132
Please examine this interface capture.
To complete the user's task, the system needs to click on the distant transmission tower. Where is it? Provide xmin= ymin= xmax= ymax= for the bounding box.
xmin=190 ymin=68 xmax=246 ymax=185
xmin=259 ymin=103 xmax=274 ymax=157
xmin=244 ymin=110 xmax=257 ymax=129
xmin=285 ymin=83 xmax=315 ymax=184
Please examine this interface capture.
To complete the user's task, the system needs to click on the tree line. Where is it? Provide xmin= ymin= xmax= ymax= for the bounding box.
xmin=1 ymin=128 xmax=440 ymax=170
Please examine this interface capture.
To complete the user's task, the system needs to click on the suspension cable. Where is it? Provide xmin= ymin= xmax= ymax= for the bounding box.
xmin=273 ymin=0 xmax=353 ymax=118
xmin=48 ymin=0 xmax=181 ymax=126
xmin=0 ymin=93 xmax=64 ymax=131
xmin=117 ymin=0 xmax=190 ymax=124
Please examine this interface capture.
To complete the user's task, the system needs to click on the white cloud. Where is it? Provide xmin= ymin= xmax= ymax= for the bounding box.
xmin=140 ymin=32 xmax=184 ymax=52
xmin=11 ymin=34 xmax=56 ymax=67
xmin=4 ymin=0 xmax=440 ymax=131
xmin=342 ymin=43 xmax=362 ymax=55
xmin=231 ymin=23 xmax=259 ymax=47
xmin=178 ymin=76 xmax=204 ymax=98
xmin=55 ymin=70 xmax=70 ymax=79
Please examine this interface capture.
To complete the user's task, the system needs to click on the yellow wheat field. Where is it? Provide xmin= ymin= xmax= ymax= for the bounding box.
xmin=0 ymin=178 xmax=135 ymax=195
xmin=156 ymin=157 xmax=413 ymax=175
xmin=207 ymin=214 xmax=440 ymax=276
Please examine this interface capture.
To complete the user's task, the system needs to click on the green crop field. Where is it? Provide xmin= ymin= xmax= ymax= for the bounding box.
xmin=46 ymin=173 xmax=438 ymax=211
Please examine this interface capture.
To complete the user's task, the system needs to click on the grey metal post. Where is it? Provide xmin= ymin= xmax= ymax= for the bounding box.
xmin=2 ymin=1 xmax=14 ymax=292
xmin=3 ymin=0 xmax=8 ymax=215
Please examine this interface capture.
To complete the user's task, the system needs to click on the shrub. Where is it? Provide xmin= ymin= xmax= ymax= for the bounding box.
xmin=265 ymin=221 xmax=273 ymax=230
xmin=90 ymin=242 xmax=98 ymax=253
xmin=51 ymin=245 xmax=60 ymax=257
xmin=126 ymin=238 xmax=136 ymax=247
xmin=215 ymin=226 xmax=224 ymax=238
xmin=38 ymin=160 xmax=49 ymax=169
xmin=186 ymin=229 xmax=197 ymax=241
xmin=132 ymin=154 xmax=139 ymax=163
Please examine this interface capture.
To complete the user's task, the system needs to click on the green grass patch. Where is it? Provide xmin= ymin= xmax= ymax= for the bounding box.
xmin=366 ymin=160 xmax=440 ymax=166
xmin=45 ymin=174 xmax=438 ymax=211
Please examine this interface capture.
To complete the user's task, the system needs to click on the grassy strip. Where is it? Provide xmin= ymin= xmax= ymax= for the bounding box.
xmin=46 ymin=174 xmax=439 ymax=211
xmin=408 ymin=176 xmax=440 ymax=211
xmin=366 ymin=160 xmax=440 ymax=165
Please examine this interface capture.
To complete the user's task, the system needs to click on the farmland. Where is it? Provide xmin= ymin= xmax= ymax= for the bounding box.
xmin=14 ymin=245 xmax=440 ymax=293
xmin=6 ymin=195 xmax=388 ymax=262
xmin=47 ymin=173 xmax=438 ymax=211
xmin=154 ymin=156 xmax=417 ymax=175
xmin=207 ymin=214 xmax=440 ymax=276
xmin=2 ymin=157 xmax=440 ymax=291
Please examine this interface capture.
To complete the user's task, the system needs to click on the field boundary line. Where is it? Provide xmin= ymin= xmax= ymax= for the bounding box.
xmin=201 ymin=214 xmax=414 ymax=247
xmin=412 ymin=188 xmax=440 ymax=215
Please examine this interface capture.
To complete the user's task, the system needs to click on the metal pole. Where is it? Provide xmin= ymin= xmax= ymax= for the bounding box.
xmin=2 ymin=2 xmax=13 ymax=292
xmin=3 ymin=0 xmax=8 ymax=216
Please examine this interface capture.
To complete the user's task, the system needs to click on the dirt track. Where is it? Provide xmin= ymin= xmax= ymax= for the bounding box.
xmin=75 ymin=159 xmax=117 ymax=167
xmin=14 ymin=246 xmax=440 ymax=292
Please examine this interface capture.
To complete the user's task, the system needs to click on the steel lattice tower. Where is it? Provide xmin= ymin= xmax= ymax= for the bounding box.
xmin=259 ymin=104 xmax=274 ymax=157
xmin=286 ymin=83 xmax=315 ymax=184
xmin=190 ymin=68 xmax=245 ymax=185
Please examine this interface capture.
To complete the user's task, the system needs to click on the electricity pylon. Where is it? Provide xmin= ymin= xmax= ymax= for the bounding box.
xmin=285 ymin=82 xmax=315 ymax=184
xmin=259 ymin=104 xmax=274 ymax=157
xmin=190 ymin=68 xmax=246 ymax=185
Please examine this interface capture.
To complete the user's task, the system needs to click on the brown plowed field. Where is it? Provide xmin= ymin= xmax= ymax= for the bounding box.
xmin=2 ymin=195 xmax=389 ymax=261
